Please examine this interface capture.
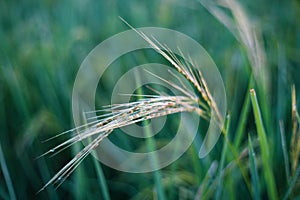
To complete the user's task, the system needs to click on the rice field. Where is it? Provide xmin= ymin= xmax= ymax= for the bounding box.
xmin=0 ymin=0 xmax=299 ymax=199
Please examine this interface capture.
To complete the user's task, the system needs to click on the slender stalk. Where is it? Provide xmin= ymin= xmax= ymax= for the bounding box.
xmin=0 ymin=143 xmax=16 ymax=200
xmin=283 ymin=164 xmax=300 ymax=200
xmin=92 ymin=155 xmax=110 ymax=200
xmin=248 ymin=134 xmax=260 ymax=200
xmin=215 ymin=115 xmax=230 ymax=199
xmin=135 ymin=75 xmax=166 ymax=200
xmin=250 ymin=89 xmax=278 ymax=200
xmin=234 ymin=76 xmax=254 ymax=148
xmin=279 ymin=120 xmax=290 ymax=183
xmin=291 ymin=85 xmax=300 ymax=175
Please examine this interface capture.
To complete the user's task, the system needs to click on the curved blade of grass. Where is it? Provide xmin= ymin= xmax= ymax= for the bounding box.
xmin=135 ymin=74 xmax=166 ymax=200
xmin=73 ymin=142 xmax=86 ymax=200
xmin=194 ymin=160 xmax=218 ymax=199
xmin=248 ymin=134 xmax=261 ymax=200
xmin=250 ymin=89 xmax=278 ymax=200
xmin=215 ymin=115 xmax=230 ymax=199
xmin=234 ymin=75 xmax=254 ymax=148
xmin=144 ymin=125 xmax=166 ymax=200
xmin=279 ymin=120 xmax=290 ymax=184
xmin=283 ymin=164 xmax=300 ymax=200
xmin=225 ymin=131 xmax=252 ymax=195
xmin=85 ymin=107 xmax=111 ymax=200
xmin=0 ymin=143 xmax=16 ymax=200
xmin=92 ymin=154 xmax=110 ymax=200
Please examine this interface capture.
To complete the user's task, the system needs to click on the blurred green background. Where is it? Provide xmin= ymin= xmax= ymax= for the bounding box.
xmin=0 ymin=0 xmax=300 ymax=199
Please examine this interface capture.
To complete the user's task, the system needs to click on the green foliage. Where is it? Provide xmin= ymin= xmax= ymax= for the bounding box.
xmin=0 ymin=0 xmax=300 ymax=199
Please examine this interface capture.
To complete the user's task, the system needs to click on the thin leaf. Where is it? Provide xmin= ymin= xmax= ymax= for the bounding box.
xmin=279 ymin=120 xmax=290 ymax=183
xmin=92 ymin=156 xmax=110 ymax=200
xmin=234 ymin=76 xmax=254 ymax=148
xmin=248 ymin=134 xmax=260 ymax=200
xmin=215 ymin=114 xmax=230 ymax=199
xmin=283 ymin=164 xmax=300 ymax=200
xmin=0 ymin=143 xmax=16 ymax=200
xmin=250 ymin=89 xmax=278 ymax=200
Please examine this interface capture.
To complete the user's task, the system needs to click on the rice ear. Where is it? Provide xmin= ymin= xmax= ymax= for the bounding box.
xmin=39 ymin=19 xmax=221 ymax=192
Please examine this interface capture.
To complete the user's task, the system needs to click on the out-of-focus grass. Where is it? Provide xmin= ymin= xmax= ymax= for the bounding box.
xmin=0 ymin=143 xmax=16 ymax=200
xmin=248 ymin=134 xmax=260 ymax=200
xmin=215 ymin=115 xmax=230 ymax=200
xmin=0 ymin=0 xmax=300 ymax=199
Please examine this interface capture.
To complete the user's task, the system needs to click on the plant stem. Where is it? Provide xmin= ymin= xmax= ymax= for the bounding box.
xmin=250 ymin=89 xmax=278 ymax=200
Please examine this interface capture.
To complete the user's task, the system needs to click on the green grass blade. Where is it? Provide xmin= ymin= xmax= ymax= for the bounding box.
xmin=72 ymin=142 xmax=87 ymax=200
xmin=234 ymin=76 xmax=254 ymax=148
xmin=283 ymin=164 xmax=300 ymax=200
xmin=194 ymin=160 xmax=218 ymax=199
xmin=92 ymin=155 xmax=111 ymax=200
xmin=0 ymin=143 xmax=16 ymax=200
xmin=135 ymin=75 xmax=166 ymax=200
xmin=279 ymin=120 xmax=290 ymax=183
xmin=82 ymin=111 xmax=111 ymax=200
xmin=143 ymin=119 xmax=165 ymax=200
xmin=248 ymin=134 xmax=261 ymax=200
xmin=215 ymin=115 xmax=230 ymax=199
xmin=250 ymin=89 xmax=278 ymax=200
xmin=226 ymin=134 xmax=252 ymax=195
